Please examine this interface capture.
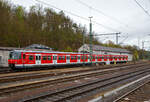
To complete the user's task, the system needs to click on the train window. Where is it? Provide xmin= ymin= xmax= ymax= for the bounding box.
xmin=13 ymin=53 xmax=18 ymax=59
xmin=92 ymin=56 xmax=95 ymax=60
xmin=62 ymin=56 xmax=65 ymax=60
xmin=78 ymin=56 xmax=80 ymax=59
xmin=82 ymin=56 xmax=84 ymax=60
xmin=48 ymin=56 xmax=51 ymax=60
xmin=42 ymin=56 xmax=47 ymax=60
xmin=9 ymin=52 xmax=13 ymax=59
xmin=58 ymin=56 xmax=61 ymax=60
xmin=39 ymin=56 xmax=41 ymax=60
xmin=29 ymin=56 xmax=34 ymax=60
xmin=53 ymin=56 xmax=57 ymax=60
xmin=81 ymin=56 xmax=84 ymax=60
xmin=72 ymin=56 xmax=76 ymax=60
xmin=36 ymin=56 xmax=38 ymax=60
xmin=23 ymin=54 xmax=26 ymax=59
xmin=67 ymin=56 xmax=70 ymax=60
xmin=18 ymin=54 xmax=21 ymax=59
xmin=71 ymin=56 xmax=74 ymax=60
xmin=15 ymin=52 xmax=21 ymax=59
xmin=9 ymin=52 xmax=21 ymax=59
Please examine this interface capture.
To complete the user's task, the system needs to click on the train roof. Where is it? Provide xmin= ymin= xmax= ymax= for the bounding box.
xmin=11 ymin=49 xmax=88 ymax=54
xmin=11 ymin=50 xmax=128 ymax=56
xmin=25 ymin=44 xmax=53 ymax=50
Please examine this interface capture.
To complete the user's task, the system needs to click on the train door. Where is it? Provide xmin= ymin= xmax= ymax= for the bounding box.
xmin=66 ymin=55 xmax=70 ymax=64
xmin=53 ymin=54 xmax=57 ymax=65
xmin=22 ymin=53 xmax=26 ymax=68
xmin=78 ymin=55 xmax=80 ymax=63
xmin=36 ymin=54 xmax=41 ymax=65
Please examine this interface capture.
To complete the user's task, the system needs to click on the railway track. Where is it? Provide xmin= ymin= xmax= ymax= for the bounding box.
xmin=0 ymin=67 xmax=12 ymax=74
xmin=0 ymin=62 xmax=149 ymax=102
xmin=0 ymin=62 xmax=148 ymax=87
xmin=113 ymin=79 xmax=150 ymax=102
xmin=21 ymin=65 xmax=150 ymax=102
xmin=0 ymin=63 xmax=147 ymax=96
xmin=0 ymin=61 xmax=144 ymax=74
xmin=0 ymin=62 xmax=147 ymax=84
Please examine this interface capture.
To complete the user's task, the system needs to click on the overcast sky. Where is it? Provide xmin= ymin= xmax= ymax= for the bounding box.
xmin=9 ymin=0 xmax=150 ymax=50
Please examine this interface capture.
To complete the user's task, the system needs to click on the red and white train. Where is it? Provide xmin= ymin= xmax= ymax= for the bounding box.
xmin=8 ymin=50 xmax=128 ymax=69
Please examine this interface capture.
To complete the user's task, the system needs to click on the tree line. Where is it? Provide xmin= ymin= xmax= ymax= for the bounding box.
xmin=0 ymin=1 xmax=149 ymax=60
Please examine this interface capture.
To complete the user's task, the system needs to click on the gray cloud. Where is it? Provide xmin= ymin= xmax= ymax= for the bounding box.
xmin=10 ymin=0 xmax=150 ymax=49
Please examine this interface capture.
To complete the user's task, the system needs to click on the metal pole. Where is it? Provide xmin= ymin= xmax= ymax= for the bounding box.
xmin=116 ymin=32 xmax=120 ymax=45
xmin=116 ymin=33 xmax=118 ymax=45
xmin=142 ymin=41 xmax=144 ymax=59
xmin=83 ymin=32 xmax=85 ymax=67
xmin=89 ymin=16 xmax=93 ymax=65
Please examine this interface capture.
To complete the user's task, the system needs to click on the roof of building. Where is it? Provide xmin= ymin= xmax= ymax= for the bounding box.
xmin=0 ymin=47 xmax=21 ymax=51
xmin=86 ymin=44 xmax=130 ymax=53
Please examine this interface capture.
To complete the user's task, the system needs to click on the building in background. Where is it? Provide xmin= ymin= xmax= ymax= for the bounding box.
xmin=0 ymin=44 xmax=53 ymax=67
xmin=78 ymin=44 xmax=133 ymax=61
xmin=0 ymin=47 xmax=20 ymax=67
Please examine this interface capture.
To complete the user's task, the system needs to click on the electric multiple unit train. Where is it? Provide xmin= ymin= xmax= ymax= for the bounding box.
xmin=8 ymin=50 xmax=128 ymax=69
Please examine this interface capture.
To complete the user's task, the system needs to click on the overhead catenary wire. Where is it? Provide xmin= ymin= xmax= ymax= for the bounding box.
xmin=119 ymin=36 xmax=128 ymax=45
xmin=134 ymin=0 xmax=150 ymax=17
xmin=33 ymin=0 xmax=121 ymax=32
xmin=74 ymin=0 xmax=129 ymax=28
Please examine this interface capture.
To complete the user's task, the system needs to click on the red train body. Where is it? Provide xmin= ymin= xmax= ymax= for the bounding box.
xmin=8 ymin=50 xmax=128 ymax=69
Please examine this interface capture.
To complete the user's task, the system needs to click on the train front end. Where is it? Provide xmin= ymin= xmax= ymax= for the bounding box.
xmin=8 ymin=51 xmax=22 ymax=69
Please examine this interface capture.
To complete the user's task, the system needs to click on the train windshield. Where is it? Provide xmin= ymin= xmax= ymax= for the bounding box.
xmin=9 ymin=52 xmax=21 ymax=59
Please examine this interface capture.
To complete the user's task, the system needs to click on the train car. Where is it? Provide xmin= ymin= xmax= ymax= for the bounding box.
xmin=8 ymin=50 xmax=128 ymax=70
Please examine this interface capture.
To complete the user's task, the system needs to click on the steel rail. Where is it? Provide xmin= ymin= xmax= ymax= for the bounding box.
xmin=0 ymin=63 xmax=148 ymax=97
xmin=0 ymin=62 xmax=147 ymax=83
xmin=21 ymin=67 xmax=150 ymax=102
xmin=113 ymin=80 xmax=150 ymax=102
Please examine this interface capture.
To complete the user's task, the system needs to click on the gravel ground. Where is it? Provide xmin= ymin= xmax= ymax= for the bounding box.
xmin=119 ymin=81 xmax=150 ymax=102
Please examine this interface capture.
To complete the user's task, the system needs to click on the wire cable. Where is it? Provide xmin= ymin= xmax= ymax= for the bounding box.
xmin=134 ymin=0 xmax=150 ymax=17
xmin=74 ymin=0 xmax=129 ymax=28
xmin=33 ymin=0 xmax=121 ymax=32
